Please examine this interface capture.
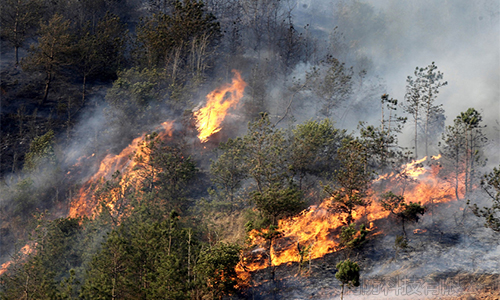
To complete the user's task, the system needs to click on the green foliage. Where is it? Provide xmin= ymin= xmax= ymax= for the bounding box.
xmin=402 ymin=202 xmax=426 ymax=222
xmin=0 ymin=253 xmax=58 ymax=300
xmin=132 ymin=133 xmax=198 ymax=215
xmin=136 ymin=0 xmax=220 ymax=69
xmin=335 ymin=259 xmax=360 ymax=300
xmin=335 ymin=259 xmax=360 ymax=287
xmin=11 ymin=177 xmax=38 ymax=218
xmin=243 ymin=209 xmax=271 ymax=233
xmin=301 ymin=56 xmax=354 ymax=116
xmin=404 ymin=62 xmax=447 ymax=158
xmin=359 ymin=121 xmax=404 ymax=170
xmin=73 ymin=12 xmax=127 ymax=99
xmin=291 ymin=119 xmax=346 ymax=182
xmin=210 ymin=137 xmax=248 ymax=209
xmin=244 ymin=114 xmax=307 ymax=224
xmin=244 ymin=113 xmax=292 ymax=192
xmin=23 ymin=13 xmax=74 ymax=103
xmin=23 ymin=130 xmax=55 ymax=171
xmin=81 ymin=210 xmax=197 ymax=300
xmin=393 ymin=234 xmax=408 ymax=260
xmin=339 ymin=223 xmax=368 ymax=251
xmin=39 ymin=218 xmax=83 ymax=280
xmin=105 ymin=67 xmax=167 ymax=129
xmin=196 ymin=243 xmax=241 ymax=299
xmin=440 ymin=108 xmax=487 ymax=199
xmin=209 ymin=117 xmax=350 ymax=228
xmin=380 ymin=191 xmax=426 ymax=239
xmin=0 ymin=217 xmax=84 ymax=300
xmin=0 ymin=0 xmax=42 ymax=64
xmin=251 ymin=184 xmax=304 ymax=226
xmin=324 ymin=139 xmax=372 ymax=224
xmin=470 ymin=166 xmax=500 ymax=232
xmin=209 ymin=113 xmax=306 ymax=226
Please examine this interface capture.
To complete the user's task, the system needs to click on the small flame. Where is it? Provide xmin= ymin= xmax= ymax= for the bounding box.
xmin=404 ymin=156 xmax=428 ymax=179
xmin=0 ymin=244 xmax=35 ymax=276
xmin=194 ymin=70 xmax=246 ymax=143
xmin=0 ymin=261 xmax=12 ymax=276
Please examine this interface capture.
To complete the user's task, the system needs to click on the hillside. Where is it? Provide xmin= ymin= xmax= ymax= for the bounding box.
xmin=1 ymin=0 xmax=499 ymax=299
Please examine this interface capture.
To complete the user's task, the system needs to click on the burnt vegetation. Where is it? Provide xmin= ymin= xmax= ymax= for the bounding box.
xmin=1 ymin=0 xmax=499 ymax=299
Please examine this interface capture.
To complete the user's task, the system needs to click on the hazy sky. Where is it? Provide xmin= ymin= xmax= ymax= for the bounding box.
xmin=294 ymin=0 xmax=499 ymax=161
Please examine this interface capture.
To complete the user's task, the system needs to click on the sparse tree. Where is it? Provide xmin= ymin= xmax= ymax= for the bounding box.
xmin=0 ymin=0 xmax=42 ymax=65
xmin=196 ymin=242 xmax=241 ymax=299
xmin=23 ymin=130 xmax=56 ymax=172
xmin=380 ymin=191 xmax=426 ymax=240
xmin=404 ymin=62 xmax=447 ymax=158
xmin=440 ymin=108 xmax=487 ymax=199
xmin=73 ymin=13 xmax=126 ymax=105
xmin=470 ymin=166 xmax=500 ymax=232
xmin=338 ymin=223 xmax=368 ymax=259
xmin=210 ymin=137 xmax=248 ymax=210
xmin=290 ymin=119 xmax=346 ymax=188
xmin=324 ymin=139 xmax=372 ymax=225
xmin=23 ymin=14 xmax=73 ymax=104
xmin=335 ymin=259 xmax=360 ymax=300
xmin=136 ymin=0 xmax=220 ymax=69
xmin=305 ymin=56 xmax=354 ymax=117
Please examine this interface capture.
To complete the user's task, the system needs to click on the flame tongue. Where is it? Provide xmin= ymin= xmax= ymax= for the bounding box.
xmin=194 ymin=70 xmax=246 ymax=143
xmin=68 ymin=121 xmax=175 ymax=218
xmin=239 ymin=155 xmax=458 ymax=276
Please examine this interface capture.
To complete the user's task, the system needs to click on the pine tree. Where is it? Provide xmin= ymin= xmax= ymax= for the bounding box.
xmin=440 ymin=108 xmax=487 ymax=199
xmin=404 ymin=62 xmax=447 ymax=158
xmin=23 ymin=14 xmax=73 ymax=104
xmin=335 ymin=259 xmax=360 ymax=300
xmin=324 ymin=139 xmax=372 ymax=225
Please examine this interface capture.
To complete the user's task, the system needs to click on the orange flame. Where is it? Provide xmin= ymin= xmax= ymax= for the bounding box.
xmin=403 ymin=156 xmax=428 ymax=179
xmin=69 ymin=121 xmax=174 ymax=218
xmin=238 ymin=155 xmax=458 ymax=277
xmin=194 ymin=70 xmax=246 ymax=143
xmin=0 ymin=261 xmax=12 ymax=276
xmin=0 ymin=244 xmax=35 ymax=276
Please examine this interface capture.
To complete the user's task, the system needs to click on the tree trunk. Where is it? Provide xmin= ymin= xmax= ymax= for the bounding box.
xmin=402 ymin=218 xmax=407 ymax=240
xmin=81 ymin=74 xmax=87 ymax=106
xmin=15 ymin=46 xmax=19 ymax=66
xmin=268 ymin=237 xmax=275 ymax=283
xmin=425 ymin=108 xmax=429 ymax=157
xmin=42 ymin=72 xmax=52 ymax=104
xmin=414 ymin=117 xmax=418 ymax=158
xmin=469 ymin=130 xmax=475 ymax=194
xmin=187 ymin=228 xmax=191 ymax=283
xmin=464 ymin=129 xmax=470 ymax=196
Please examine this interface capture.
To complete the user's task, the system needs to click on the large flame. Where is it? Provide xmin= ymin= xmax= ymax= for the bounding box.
xmin=69 ymin=121 xmax=174 ymax=218
xmin=194 ymin=70 xmax=246 ymax=143
xmin=238 ymin=156 xmax=458 ymax=276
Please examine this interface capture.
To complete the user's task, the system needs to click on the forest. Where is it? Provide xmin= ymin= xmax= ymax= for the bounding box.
xmin=0 ymin=0 xmax=499 ymax=299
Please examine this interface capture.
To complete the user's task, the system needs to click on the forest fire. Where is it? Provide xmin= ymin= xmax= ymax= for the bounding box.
xmin=68 ymin=121 xmax=174 ymax=217
xmin=194 ymin=70 xmax=246 ymax=143
xmin=238 ymin=156 xmax=458 ymax=277
xmin=69 ymin=71 xmax=247 ymax=217
xmin=0 ymin=244 xmax=34 ymax=276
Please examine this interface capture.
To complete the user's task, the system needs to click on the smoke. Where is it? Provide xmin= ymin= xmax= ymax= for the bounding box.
xmin=1 ymin=0 xmax=499 ymax=293
xmin=290 ymin=0 xmax=500 ymax=163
